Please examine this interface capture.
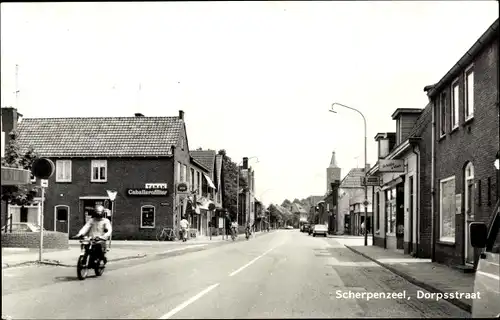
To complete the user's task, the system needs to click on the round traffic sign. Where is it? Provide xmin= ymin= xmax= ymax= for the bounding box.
xmin=31 ymin=158 xmax=55 ymax=179
xmin=363 ymin=200 xmax=369 ymax=206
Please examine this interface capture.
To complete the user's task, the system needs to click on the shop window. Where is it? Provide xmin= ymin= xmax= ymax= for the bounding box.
xmin=439 ymin=176 xmax=456 ymax=243
xmin=385 ymin=188 xmax=397 ymax=235
xmin=91 ymin=160 xmax=107 ymax=182
xmin=140 ymin=205 xmax=155 ymax=228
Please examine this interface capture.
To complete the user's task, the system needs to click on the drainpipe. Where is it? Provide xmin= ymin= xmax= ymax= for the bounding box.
xmin=430 ymin=100 xmax=436 ymax=262
xmin=171 ymin=145 xmax=177 ymax=230
xmin=411 ymin=145 xmax=420 ymax=258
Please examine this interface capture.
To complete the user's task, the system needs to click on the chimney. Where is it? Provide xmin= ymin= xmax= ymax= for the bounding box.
xmin=243 ymin=157 xmax=248 ymax=169
xmin=179 ymin=110 xmax=184 ymax=120
xmin=2 ymin=107 xmax=22 ymax=148
xmin=134 ymin=113 xmax=144 ymax=117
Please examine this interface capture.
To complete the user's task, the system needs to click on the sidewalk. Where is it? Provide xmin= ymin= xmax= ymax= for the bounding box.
xmin=2 ymin=230 xmax=276 ymax=269
xmin=345 ymin=245 xmax=475 ymax=313
xmin=1 ymin=244 xmax=207 ymax=269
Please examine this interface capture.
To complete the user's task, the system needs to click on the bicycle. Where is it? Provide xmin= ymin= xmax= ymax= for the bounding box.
xmin=156 ymin=226 xmax=177 ymax=241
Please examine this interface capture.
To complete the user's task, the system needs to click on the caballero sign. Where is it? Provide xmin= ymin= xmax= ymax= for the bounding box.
xmin=177 ymin=182 xmax=189 ymax=193
xmin=127 ymin=188 xmax=169 ymax=196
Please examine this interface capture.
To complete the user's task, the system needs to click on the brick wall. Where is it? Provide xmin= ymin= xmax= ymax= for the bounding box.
xmin=1 ymin=231 xmax=68 ymax=249
xmin=418 ymin=109 xmax=433 ymax=258
xmin=40 ymin=157 xmax=175 ymax=241
xmin=433 ymin=38 xmax=499 ymax=266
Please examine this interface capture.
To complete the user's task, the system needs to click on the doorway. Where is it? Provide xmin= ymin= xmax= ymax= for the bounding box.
xmin=396 ymin=183 xmax=405 ymax=250
xmin=54 ymin=205 xmax=70 ymax=233
xmin=464 ymin=162 xmax=475 ymax=265
xmin=20 ymin=206 xmax=28 ymax=222
xmin=408 ymin=175 xmax=414 ymax=254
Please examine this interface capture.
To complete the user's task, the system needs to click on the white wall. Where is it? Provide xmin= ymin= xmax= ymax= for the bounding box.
xmin=403 ymin=152 xmax=417 ymax=244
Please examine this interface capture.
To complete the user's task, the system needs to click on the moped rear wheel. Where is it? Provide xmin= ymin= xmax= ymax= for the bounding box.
xmin=77 ymin=255 xmax=89 ymax=280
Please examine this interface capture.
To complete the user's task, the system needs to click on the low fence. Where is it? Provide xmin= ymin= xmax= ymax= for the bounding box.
xmin=1 ymin=231 xmax=69 ymax=249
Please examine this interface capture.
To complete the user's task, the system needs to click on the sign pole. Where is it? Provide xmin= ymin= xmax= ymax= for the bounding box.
xmin=106 ymin=190 xmax=117 ymax=249
xmin=39 ymin=186 xmax=45 ymax=262
xmin=109 ymin=200 xmax=114 ymax=249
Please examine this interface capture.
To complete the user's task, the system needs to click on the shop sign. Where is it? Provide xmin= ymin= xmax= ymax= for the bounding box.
xmin=145 ymin=183 xmax=167 ymax=189
xmin=127 ymin=188 xmax=169 ymax=196
xmin=379 ymin=159 xmax=405 ymax=173
xmin=361 ymin=176 xmax=380 ymax=186
xmin=177 ymin=182 xmax=189 ymax=194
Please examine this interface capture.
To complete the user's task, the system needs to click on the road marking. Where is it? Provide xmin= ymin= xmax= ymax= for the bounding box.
xmin=159 ymin=283 xmax=220 ymax=319
xmin=229 ymin=243 xmax=283 ymax=277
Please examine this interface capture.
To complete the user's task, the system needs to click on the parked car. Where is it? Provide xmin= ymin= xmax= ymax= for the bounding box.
xmin=301 ymin=224 xmax=311 ymax=233
xmin=1 ymin=222 xmax=44 ymax=233
xmin=469 ymin=203 xmax=500 ymax=318
xmin=312 ymin=224 xmax=328 ymax=237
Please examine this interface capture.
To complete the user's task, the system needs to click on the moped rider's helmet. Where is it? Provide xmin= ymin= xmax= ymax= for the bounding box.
xmin=95 ymin=205 xmax=105 ymax=219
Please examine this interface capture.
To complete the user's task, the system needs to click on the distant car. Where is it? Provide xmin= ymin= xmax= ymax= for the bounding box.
xmin=286 ymin=225 xmax=294 ymax=229
xmin=312 ymin=224 xmax=328 ymax=237
xmin=469 ymin=204 xmax=500 ymax=318
xmin=1 ymin=222 xmax=44 ymax=233
xmin=301 ymin=224 xmax=310 ymax=233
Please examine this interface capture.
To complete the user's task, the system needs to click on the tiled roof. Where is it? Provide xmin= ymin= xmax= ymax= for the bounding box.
xmin=190 ymin=150 xmax=216 ymax=177
xmin=291 ymin=203 xmax=308 ymax=214
xmin=340 ymin=168 xmax=365 ymax=188
xmin=408 ymin=103 xmax=432 ymax=138
xmin=16 ymin=117 xmax=183 ymax=157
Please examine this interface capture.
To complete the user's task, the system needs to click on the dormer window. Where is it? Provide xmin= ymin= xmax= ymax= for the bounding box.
xmin=378 ymin=139 xmax=390 ymax=159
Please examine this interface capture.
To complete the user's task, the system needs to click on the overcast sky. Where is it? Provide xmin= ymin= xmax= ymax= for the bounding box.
xmin=1 ymin=1 xmax=498 ymax=206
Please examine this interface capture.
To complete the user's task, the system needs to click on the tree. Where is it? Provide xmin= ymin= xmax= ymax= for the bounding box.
xmin=1 ymin=130 xmax=39 ymax=225
xmin=218 ymin=149 xmax=248 ymax=220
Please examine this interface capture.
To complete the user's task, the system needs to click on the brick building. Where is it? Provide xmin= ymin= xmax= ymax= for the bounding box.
xmin=368 ymin=105 xmax=432 ymax=258
xmin=190 ymin=149 xmax=225 ymax=236
xmin=424 ymin=19 xmax=499 ymax=269
xmin=9 ymin=109 xmax=216 ymax=240
xmin=337 ymin=167 xmax=373 ymax=236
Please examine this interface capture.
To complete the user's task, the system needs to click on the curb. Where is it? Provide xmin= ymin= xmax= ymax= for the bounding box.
xmin=2 ymin=245 xmax=209 ymax=269
xmin=345 ymin=245 xmax=471 ymax=313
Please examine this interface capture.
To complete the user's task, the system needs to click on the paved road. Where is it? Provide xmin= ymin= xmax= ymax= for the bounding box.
xmin=2 ymin=230 xmax=470 ymax=319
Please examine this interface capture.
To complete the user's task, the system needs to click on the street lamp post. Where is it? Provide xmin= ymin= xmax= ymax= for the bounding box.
xmin=236 ymin=157 xmax=259 ymax=229
xmin=330 ymin=102 xmax=369 ymax=246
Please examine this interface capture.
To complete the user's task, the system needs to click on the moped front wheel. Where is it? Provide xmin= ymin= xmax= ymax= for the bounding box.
xmin=77 ymin=255 xmax=89 ymax=280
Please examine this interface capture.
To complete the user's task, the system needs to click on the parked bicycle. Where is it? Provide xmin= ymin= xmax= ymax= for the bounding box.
xmin=156 ymin=226 xmax=177 ymax=241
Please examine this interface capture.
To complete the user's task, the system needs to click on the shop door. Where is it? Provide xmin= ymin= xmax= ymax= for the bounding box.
xmin=408 ymin=176 xmax=414 ymax=254
xmin=55 ymin=206 xmax=69 ymax=233
xmin=344 ymin=215 xmax=351 ymax=235
xmin=396 ymin=184 xmax=405 ymax=250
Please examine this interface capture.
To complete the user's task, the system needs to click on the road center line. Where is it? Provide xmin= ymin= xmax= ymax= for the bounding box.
xmin=229 ymin=243 xmax=283 ymax=277
xmin=159 ymin=283 xmax=220 ymax=319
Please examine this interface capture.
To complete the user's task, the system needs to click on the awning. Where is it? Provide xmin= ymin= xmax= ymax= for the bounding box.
xmin=381 ymin=176 xmax=404 ymax=191
xmin=196 ymin=197 xmax=214 ymax=211
xmin=203 ymin=173 xmax=216 ymax=189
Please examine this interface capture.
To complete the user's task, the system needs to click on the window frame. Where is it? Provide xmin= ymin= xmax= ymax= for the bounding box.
xmin=465 ymin=162 xmax=474 ymax=215
xmin=56 ymin=159 xmax=72 ymax=182
xmin=439 ymin=92 xmax=447 ymax=137
xmin=464 ymin=65 xmax=474 ymax=120
xmin=451 ymin=80 xmax=460 ymax=130
xmin=140 ymin=205 xmax=156 ymax=229
xmin=90 ymin=160 xmax=107 ymax=183
xmin=439 ymin=175 xmax=456 ymax=243
xmin=176 ymin=162 xmax=181 ymax=183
